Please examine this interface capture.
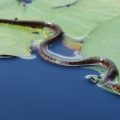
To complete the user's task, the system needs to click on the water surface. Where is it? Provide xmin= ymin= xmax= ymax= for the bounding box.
xmin=0 ymin=40 xmax=119 ymax=120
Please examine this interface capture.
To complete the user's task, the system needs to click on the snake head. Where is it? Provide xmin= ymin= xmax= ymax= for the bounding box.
xmin=85 ymin=74 xmax=102 ymax=84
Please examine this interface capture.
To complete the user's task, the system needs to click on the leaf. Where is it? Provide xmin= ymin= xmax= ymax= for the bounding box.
xmin=0 ymin=23 xmax=54 ymax=57
xmin=0 ymin=0 xmax=120 ymax=57
xmin=81 ymin=16 xmax=120 ymax=72
xmin=0 ymin=0 xmax=120 ymax=37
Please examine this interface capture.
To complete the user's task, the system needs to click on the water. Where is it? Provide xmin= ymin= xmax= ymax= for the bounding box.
xmin=0 ymin=40 xmax=120 ymax=120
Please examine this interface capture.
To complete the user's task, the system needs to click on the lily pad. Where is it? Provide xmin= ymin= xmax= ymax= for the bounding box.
xmin=0 ymin=23 xmax=54 ymax=57
xmin=81 ymin=16 xmax=120 ymax=72
xmin=0 ymin=0 xmax=120 ymax=37
xmin=0 ymin=0 xmax=120 ymax=57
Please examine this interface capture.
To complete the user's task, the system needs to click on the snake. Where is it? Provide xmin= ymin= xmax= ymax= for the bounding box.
xmin=0 ymin=19 xmax=119 ymax=95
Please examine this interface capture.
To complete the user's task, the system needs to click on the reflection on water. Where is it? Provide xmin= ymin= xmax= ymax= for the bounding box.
xmin=48 ymin=35 xmax=83 ymax=58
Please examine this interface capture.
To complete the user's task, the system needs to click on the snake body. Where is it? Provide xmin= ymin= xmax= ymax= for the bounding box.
xmin=0 ymin=19 xmax=119 ymax=94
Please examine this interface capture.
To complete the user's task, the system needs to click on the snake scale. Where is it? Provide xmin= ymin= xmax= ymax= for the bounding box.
xmin=0 ymin=19 xmax=120 ymax=95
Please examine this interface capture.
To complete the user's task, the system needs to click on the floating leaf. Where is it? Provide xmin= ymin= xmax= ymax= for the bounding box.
xmin=0 ymin=0 xmax=120 ymax=57
xmin=81 ymin=16 xmax=120 ymax=72
xmin=0 ymin=23 xmax=54 ymax=57
xmin=0 ymin=0 xmax=120 ymax=37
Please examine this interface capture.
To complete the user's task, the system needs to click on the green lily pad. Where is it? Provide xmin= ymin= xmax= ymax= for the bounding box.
xmin=0 ymin=0 xmax=120 ymax=57
xmin=0 ymin=0 xmax=120 ymax=37
xmin=0 ymin=23 xmax=54 ymax=57
xmin=81 ymin=16 xmax=120 ymax=72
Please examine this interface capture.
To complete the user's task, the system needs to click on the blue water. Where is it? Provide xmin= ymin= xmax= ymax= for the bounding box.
xmin=0 ymin=41 xmax=120 ymax=120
